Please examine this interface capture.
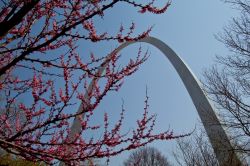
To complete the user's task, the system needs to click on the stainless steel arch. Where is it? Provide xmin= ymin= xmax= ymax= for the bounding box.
xmin=62 ymin=37 xmax=242 ymax=166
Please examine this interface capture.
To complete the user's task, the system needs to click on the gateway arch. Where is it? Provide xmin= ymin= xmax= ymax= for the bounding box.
xmin=64 ymin=37 xmax=242 ymax=166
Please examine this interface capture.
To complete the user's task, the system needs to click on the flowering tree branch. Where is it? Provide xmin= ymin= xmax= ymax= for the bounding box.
xmin=0 ymin=0 xmax=184 ymax=165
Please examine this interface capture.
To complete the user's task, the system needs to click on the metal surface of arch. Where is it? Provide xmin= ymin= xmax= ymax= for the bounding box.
xmin=62 ymin=37 xmax=242 ymax=166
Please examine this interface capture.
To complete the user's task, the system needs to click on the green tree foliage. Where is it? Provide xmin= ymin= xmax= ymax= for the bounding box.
xmin=0 ymin=153 xmax=45 ymax=166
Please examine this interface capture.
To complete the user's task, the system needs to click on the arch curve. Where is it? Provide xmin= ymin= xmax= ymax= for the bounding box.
xmin=67 ymin=37 xmax=241 ymax=166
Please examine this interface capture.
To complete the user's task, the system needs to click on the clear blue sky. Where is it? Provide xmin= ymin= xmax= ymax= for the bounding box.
xmin=78 ymin=0 xmax=239 ymax=165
